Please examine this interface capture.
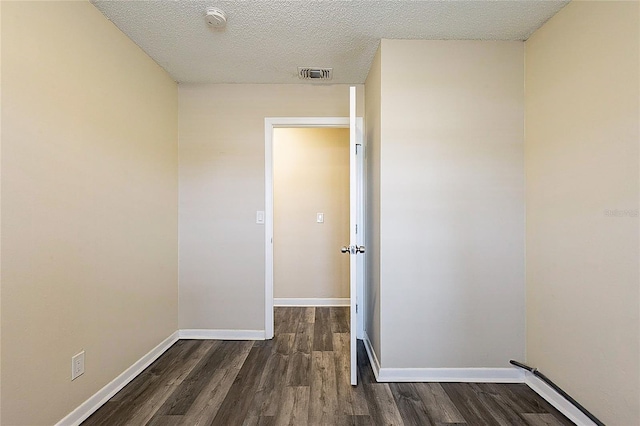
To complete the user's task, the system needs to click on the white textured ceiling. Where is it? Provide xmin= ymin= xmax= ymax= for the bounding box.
xmin=91 ymin=0 xmax=568 ymax=84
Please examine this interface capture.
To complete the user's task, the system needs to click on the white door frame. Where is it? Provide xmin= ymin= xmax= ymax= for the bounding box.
xmin=264 ymin=117 xmax=365 ymax=339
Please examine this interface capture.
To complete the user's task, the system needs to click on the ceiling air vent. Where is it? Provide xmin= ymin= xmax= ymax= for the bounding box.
xmin=298 ymin=67 xmax=333 ymax=81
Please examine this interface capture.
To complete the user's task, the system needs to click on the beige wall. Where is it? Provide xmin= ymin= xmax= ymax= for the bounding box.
xmin=378 ymin=40 xmax=525 ymax=368
xmin=364 ymin=46 xmax=382 ymax=360
xmin=273 ymin=128 xmax=349 ymax=299
xmin=179 ymin=84 xmax=363 ymax=330
xmin=525 ymin=1 xmax=639 ymax=424
xmin=1 ymin=2 xmax=179 ymax=425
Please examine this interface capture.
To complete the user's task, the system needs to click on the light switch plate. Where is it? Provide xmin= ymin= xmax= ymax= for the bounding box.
xmin=72 ymin=351 xmax=85 ymax=381
xmin=256 ymin=211 xmax=265 ymax=224
xmin=317 ymin=213 xmax=324 ymax=223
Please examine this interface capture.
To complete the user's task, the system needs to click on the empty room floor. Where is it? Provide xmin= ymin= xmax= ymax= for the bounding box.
xmin=82 ymin=307 xmax=574 ymax=425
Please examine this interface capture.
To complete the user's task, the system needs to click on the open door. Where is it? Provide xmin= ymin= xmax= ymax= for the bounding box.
xmin=344 ymin=86 xmax=364 ymax=386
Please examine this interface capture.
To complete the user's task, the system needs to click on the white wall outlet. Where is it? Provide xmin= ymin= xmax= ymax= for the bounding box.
xmin=316 ymin=213 xmax=324 ymax=223
xmin=71 ymin=351 xmax=85 ymax=381
xmin=256 ymin=210 xmax=265 ymax=224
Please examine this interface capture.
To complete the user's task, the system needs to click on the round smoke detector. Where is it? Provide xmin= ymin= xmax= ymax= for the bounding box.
xmin=205 ymin=7 xmax=227 ymax=28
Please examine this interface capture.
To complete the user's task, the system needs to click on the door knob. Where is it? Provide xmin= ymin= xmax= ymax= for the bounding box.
xmin=341 ymin=245 xmax=365 ymax=254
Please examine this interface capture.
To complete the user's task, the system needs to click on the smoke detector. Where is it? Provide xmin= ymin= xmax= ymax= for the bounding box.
xmin=205 ymin=7 xmax=227 ymax=28
xmin=298 ymin=67 xmax=333 ymax=81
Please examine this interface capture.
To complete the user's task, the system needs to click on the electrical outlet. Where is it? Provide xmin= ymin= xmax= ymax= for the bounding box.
xmin=71 ymin=351 xmax=85 ymax=381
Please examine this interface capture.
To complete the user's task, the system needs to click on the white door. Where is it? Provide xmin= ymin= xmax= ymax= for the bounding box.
xmin=347 ymin=86 xmax=364 ymax=385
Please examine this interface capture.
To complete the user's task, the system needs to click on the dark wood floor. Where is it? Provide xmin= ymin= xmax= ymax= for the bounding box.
xmin=83 ymin=307 xmax=574 ymax=425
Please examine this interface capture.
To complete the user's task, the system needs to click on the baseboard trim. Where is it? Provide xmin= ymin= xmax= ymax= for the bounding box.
xmin=274 ymin=297 xmax=350 ymax=307
xmin=55 ymin=331 xmax=179 ymax=426
xmin=376 ymin=367 xmax=524 ymax=383
xmin=525 ymin=372 xmax=598 ymax=426
xmin=362 ymin=332 xmax=522 ymax=384
xmin=54 ymin=328 xmax=590 ymax=426
xmin=363 ymin=332 xmax=381 ymax=381
xmin=178 ymin=329 xmax=265 ymax=340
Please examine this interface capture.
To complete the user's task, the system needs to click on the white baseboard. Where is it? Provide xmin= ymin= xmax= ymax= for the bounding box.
xmin=377 ymin=367 xmax=524 ymax=383
xmin=55 ymin=331 xmax=179 ymax=426
xmin=525 ymin=372 xmax=598 ymax=426
xmin=56 ymin=328 xmax=264 ymax=424
xmin=55 ymin=327 xmax=595 ymax=426
xmin=363 ymin=332 xmax=381 ymax=381
xmin=362 ymin=332 xmax=522 ymax=383
xmin=274 ymin=297 xmax=350 ymax=307
xmin=179 ymin=329 xmax=265 ymax=340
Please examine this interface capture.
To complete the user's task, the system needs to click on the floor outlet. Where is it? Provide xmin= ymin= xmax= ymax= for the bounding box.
xmin=72 ymin=351 xmax=85 ymax=380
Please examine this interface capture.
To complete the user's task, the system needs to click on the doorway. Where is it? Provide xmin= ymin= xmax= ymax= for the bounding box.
xmin=265 ymin=89 xmax=364 ymax=384
xmin=272 ymin=127 xmax=350 ymax=306
xmin=264 ymin=116 xmax=364 ymax=342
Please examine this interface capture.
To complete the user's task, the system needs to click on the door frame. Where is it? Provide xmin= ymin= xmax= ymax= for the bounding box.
xmin=264 ymin=117 xmax=365 ymax=339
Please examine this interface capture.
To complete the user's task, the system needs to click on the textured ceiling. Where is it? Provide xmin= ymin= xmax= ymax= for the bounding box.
xmin=91 ymin=0 xmax=569 ymax=84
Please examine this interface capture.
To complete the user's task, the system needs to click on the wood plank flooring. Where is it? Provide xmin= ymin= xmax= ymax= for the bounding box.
xmin=83 ymin=307 xmax=574 ymax=426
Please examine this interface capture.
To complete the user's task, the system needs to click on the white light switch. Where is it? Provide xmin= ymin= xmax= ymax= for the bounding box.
xmin=71 ymin=351 xmax=85 ymax=381
xmin=317 ymin=213 xmax=324 ymax=223
xmin=256 ymin=211 xmax=265 ymax=224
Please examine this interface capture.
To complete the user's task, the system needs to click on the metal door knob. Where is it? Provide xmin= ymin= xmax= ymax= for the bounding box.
xmin=341 ymin=245 xmax=365 ymax=254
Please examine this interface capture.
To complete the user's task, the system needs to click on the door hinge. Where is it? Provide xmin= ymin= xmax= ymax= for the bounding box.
xmin=355 ymin=224 xmax=358 ymax=234
xmin=356 ymin=304 xmax=358 ymax=314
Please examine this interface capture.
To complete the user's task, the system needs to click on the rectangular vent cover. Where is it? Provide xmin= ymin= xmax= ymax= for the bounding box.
xmin=298 ymin=67 xmax=333 ymax=80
